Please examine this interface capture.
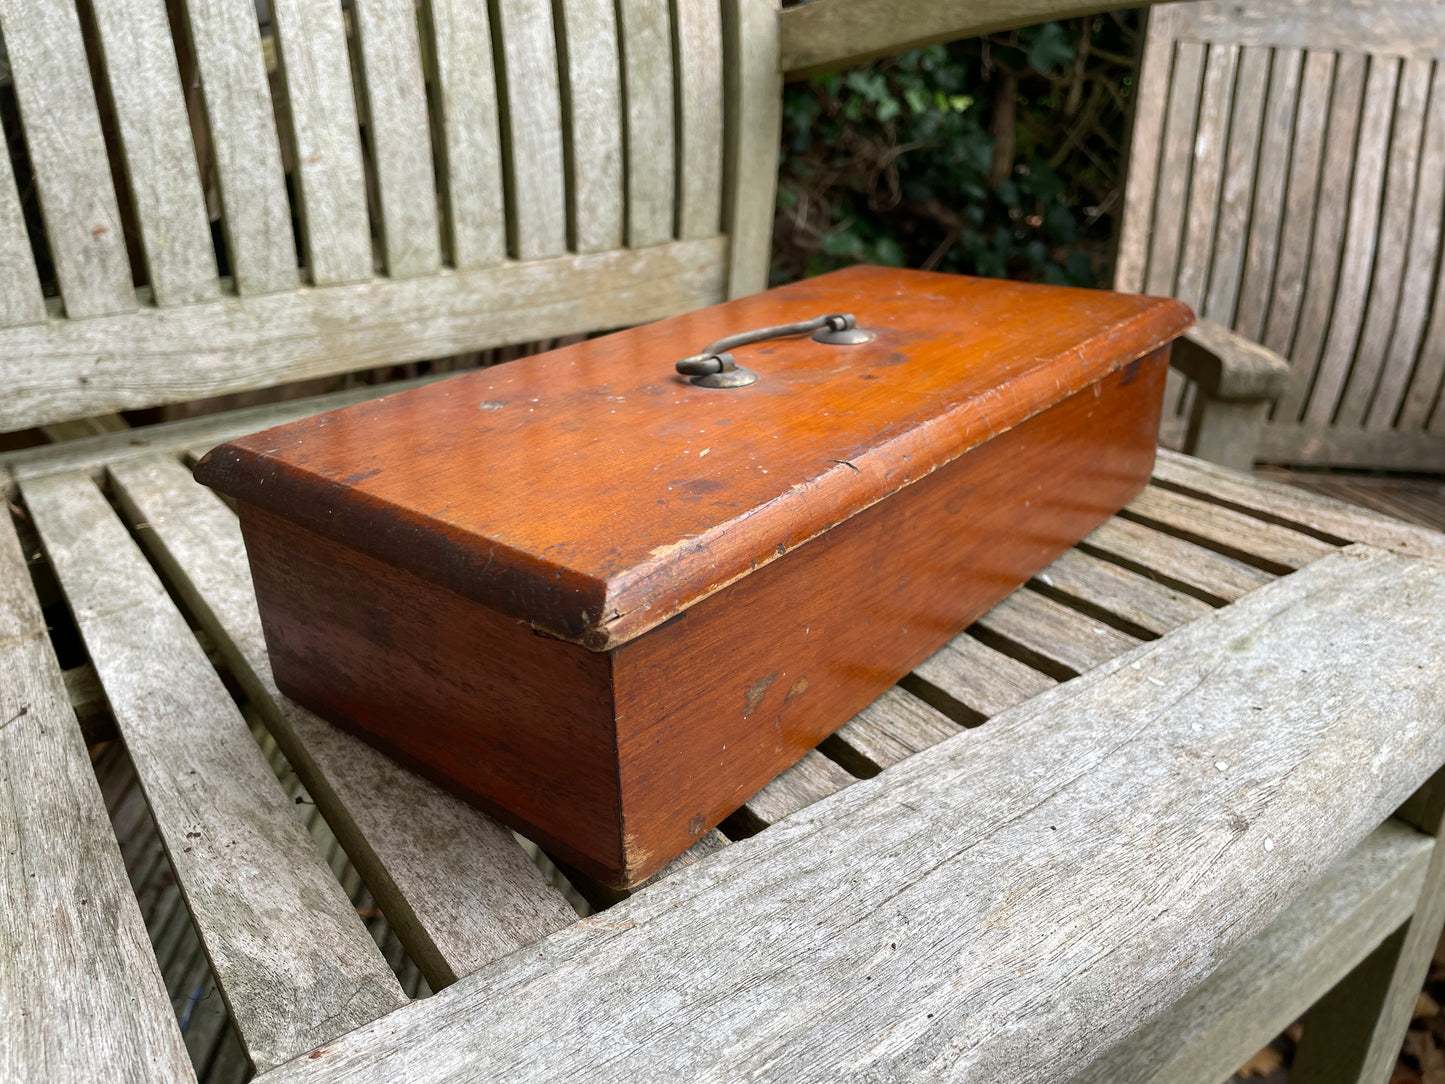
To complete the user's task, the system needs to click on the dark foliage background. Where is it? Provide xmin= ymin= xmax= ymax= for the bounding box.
xmin=771 ymin=11 xmax=1143 ymax=290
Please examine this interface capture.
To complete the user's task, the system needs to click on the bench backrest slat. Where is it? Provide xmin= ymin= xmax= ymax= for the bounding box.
xmin=427 ymin=0 xmax=509 ymax=269
xmin=272 ymin=0 xmax=374 ymax=285
xmin=557 ymin=0 xmax=626 ymax=253
xmin=353 ymin=0 xmax=443 ymax=279
xmin=2 ymin=0 xmax=136 ymax=319
xmin=185 ymin=0 xmax=301 ymax=295
xmin=91 ymin=0 xmax=221 ymax=308
xmin=620 ymin=0 xmax=677 ymax=248
xmin=1120 ymin=0 xmax=1445 ymax=468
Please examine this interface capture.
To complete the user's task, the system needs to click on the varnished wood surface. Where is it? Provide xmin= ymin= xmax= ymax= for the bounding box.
xmin=197 ymin=267 xmax=1191 ymax=648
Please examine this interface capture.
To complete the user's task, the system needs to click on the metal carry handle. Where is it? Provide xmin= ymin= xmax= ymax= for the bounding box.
xmin=674 ymin=313 xmax=875 ymax=389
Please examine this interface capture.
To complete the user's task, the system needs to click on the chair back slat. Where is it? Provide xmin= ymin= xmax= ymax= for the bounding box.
xmin=620 ymin=0 xmax=676 ymax=247
xmin=494 ymin=0 xmax=568 ymax=260
xmin=1272 ymin=52 xmax=1365 ymax=421
xmin=1233 ymin=47 xmax=1303 ymax=344
xmin=426 ymin=0 xmax=508 ymax=269
xmin=353 ymin=0 xmax=441 ymax=279
xmin=1302 ymin=57 xmax=1399 ymax=427
xmin=90 ymin=0 xmax=219 ymax=308
xmin=183 ymin=0 xmax=299 ymax=295
xmin=1141 ymin=40 xmax=1203 ymax=299
xmin=2 ymin=0 xmax=135 ymax=319
xmin=556 ymin=0 xmax=625 ymax=253
xmin=271 ymin=0 xmax=371 ymax=285
xmin=1112 ymin=15 xmax=1170 ymax=296
xmin=1173 ymin=43 xmax=1236 ymax=314
xmin=1124 ymin=0 xmax=1445 ymax=466
xmin=1200 ymin=46 xmax=1269 ymax=328
xmin=1258 ymin=51 xmax=1333 ymax=361
xmin=1368 ymin=64 xmax=1445 ymax=432
xmin=676 ymin=0 xmax=726 ymax=241
xmin=0 ymin=138 xmax=45 ymax=327
xmin=1334 ymin=57 xmax=1432 ymax=430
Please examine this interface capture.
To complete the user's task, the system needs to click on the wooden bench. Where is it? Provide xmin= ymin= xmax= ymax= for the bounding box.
xmin=3 ymin=1 xmax=1444 ymax=1081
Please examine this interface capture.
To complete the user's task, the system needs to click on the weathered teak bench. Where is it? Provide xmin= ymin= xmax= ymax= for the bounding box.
xmin=3 ymin=0 xmax=1445 ymax=1082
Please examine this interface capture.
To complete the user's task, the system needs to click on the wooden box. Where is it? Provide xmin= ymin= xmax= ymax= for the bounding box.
xmin=195 ymin=267 xmax=1192 ymax=887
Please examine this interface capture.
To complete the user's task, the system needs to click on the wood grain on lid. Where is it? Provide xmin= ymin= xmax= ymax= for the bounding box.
xmin=195 ymin=266 xmax=1193 ymax=648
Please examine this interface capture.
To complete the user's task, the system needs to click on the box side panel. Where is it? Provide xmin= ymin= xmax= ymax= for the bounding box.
xmin=610 ymin=348 xmax=1170 ymax=883
xmin=238 ymin=505 xmax=625 ymax=879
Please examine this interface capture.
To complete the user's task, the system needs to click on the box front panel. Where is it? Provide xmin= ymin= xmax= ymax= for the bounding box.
xmin=610 ymin=349 xmax=1169 ymax=883
xmin=239 ymin=505 xmax=625 ymax=877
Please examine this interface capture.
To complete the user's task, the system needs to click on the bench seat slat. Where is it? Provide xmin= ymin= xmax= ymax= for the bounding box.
xmin=108 ymin=455 xmax=578 ymax=989
xmin=1071 ymin=818 xmax=1434 ymax=1084
xmin=1152 ymin=449 xmax=1445 ymax=567
xmin=20 ymin=472 xmax=406 ymax=1073
xmin=830 ymin=686 xmax=960 ymax=772
xmin=0 ymin=509 xmax=194 ymax=1084
xmin=256 ymin=545 xmax=1445 ymax=1083
xmin=1034 ymin=547 xmax=1215 ymax=637
xmin=911 ymin=630 xmax=1056 ymax=719
xmin=1123 ymin=484 xmax=1338 ymax=572
xmin=975 ymin=585 xmax=1142 ymax=676
xmin=0 ymin=0 xmax=135 ymax=319
xmin=1080 ymin=516 xmax=1273 ymax=603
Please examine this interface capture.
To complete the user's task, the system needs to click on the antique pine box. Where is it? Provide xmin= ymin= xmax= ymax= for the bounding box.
xmin=195 ymin=266 xmax=1193 ymax=887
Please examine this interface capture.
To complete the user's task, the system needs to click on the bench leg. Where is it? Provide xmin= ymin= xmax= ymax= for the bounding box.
xmin=1291 ymin=765 xmax=1445 ymax=1084
xmin=1182 ymin=394 xmax=1269 ymax=472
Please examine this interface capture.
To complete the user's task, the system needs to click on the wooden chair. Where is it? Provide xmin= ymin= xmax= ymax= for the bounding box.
xmin=1119 ymin=0 xmax=1445 ymax=472
xmin=2 ymin=1 xmax=1444 ymax=1081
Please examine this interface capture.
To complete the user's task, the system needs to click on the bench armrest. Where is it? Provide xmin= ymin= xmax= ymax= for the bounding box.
xmin=1168 ymin=320 xmax=1292 ymax=471
xmin=1171 ymin=321 xmax=1292 ymax=402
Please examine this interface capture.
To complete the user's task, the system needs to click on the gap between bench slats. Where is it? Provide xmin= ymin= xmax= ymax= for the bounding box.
xmin=0 ymin=506 xmax=194 ymax=1083
xmin=106 ymin=455 xmax=580 ymax=989
xmin=19 ymin=472 xmax=407 ymax=1073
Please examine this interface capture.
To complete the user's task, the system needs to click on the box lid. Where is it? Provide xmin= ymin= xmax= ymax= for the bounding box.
xmin=195 ymin=267 xmax=1192 ymax=650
